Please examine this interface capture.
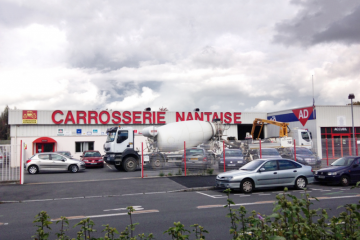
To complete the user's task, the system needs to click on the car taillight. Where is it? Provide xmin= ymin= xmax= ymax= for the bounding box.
xmin=26 ymin=160 xmax=31 ymax=164
xmin=203 ymin=157 xmax=207 ymax=162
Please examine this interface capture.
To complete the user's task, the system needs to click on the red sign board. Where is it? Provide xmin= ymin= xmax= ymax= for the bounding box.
xmin=292 ymin=107 xmax=313 ymax=126
xmin=22 ymin=110 xmax=38 ymax=124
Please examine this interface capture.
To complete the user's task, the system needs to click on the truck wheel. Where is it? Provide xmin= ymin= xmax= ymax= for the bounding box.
xmin=151 ymin=157 xmax=165 ymax=169
xmin=122 ymin=157 xmax=137 ymax=172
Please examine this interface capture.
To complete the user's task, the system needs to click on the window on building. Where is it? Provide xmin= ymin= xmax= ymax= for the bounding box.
xmin=75 ymin=142 xmax=94 ymax=153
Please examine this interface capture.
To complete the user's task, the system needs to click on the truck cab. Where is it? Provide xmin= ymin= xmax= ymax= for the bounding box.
xmin=288 ymin=128 xmax=313 ymax=149
xmin=103 ymin=126 xmax=140 ymax=172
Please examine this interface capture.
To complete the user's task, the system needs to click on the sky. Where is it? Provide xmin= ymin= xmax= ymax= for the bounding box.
xmin=1 ymin=0 xmax=360 ymax=113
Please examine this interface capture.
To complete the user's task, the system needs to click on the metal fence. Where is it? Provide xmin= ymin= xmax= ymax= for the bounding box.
xmin=139 ymin=138 xmax=360 ymax=178
xmin=0 ymin=144 xmax=24 ymax=184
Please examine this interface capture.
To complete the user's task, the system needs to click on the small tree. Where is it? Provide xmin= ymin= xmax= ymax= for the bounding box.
xmin=159 ymin=107 xmax=168 ymax=111
xmin=0 ymin=105 xmax=10 ymax=140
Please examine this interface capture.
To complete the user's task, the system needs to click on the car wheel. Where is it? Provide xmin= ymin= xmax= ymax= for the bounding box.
xmin=123 ymin=157 xmax=137 ymax=172
xmin=69 ymin=165 xmax=79 ymax=173
xmin=340 ymin=175 xmax=350 ymax=186
xmin=295 ymin=177 xmax=307 ymax=189
xmin=28 ymin=165 xmax=38 ymax=174
xmin=240 ymin=179 xmax=254 ymax=193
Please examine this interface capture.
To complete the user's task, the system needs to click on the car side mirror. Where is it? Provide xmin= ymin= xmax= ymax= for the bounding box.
xmin=259 ymin=168 xmax=265 ymax=172
xmin=80 ymin=155 xmax=83 ymax=157
xmin=353 ymin=164 xmax=359 ymax=168
xmin=62 ymin=159 xmax=66 ymax=162
xmin=102 ymin=155 xmax=104 ymax=157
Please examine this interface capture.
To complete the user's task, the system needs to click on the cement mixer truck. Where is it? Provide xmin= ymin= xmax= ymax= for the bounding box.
xmin=103 ymin=120 xmax=224 ymax=172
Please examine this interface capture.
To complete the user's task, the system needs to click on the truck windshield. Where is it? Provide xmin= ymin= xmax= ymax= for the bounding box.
xmin=301 ymin=131 xmax=310 ymax=141
xmin=106 ymin=132 xmax=116 ymax=142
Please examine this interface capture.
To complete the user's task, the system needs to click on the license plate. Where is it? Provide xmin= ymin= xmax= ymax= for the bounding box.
xmin=190 ymin=158 xmax=198 ymax=161
xmin=318 ymin=176 xmax=325 ymax=179
xmin=227 ymin=164 xmax=235 ymax=166
xmin=91 ymin=163 xmax=97 ymax=165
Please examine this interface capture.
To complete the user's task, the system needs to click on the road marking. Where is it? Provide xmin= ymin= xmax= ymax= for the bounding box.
xmin=196 ymin=192 xmax=227 ymax=199
xmin=51 ymin=210 xmax=159 ymax=221
xmin=22 ymin=199 xmax=54 ymax=202
xmin=258 ymin=194 xmax=271 ymax=196
xmin=106 ymin=163 xmax=113 ymax=170
xmin=0 ymin=223 xmax=9 ymax=226
xmin=197 ymin=194 xmax=360 ymax=209
xmin=85 ymin=196 xmax=103 ymax=198
xmin=145 ymin=192 xmax=167 ymax=194
xmin=104 ymin=206 xmax=144 ymax=212
xmin=320 ymin=190 xmax=331 ymax=191
xmin=122 ymin=193 xmax=144 ymax=196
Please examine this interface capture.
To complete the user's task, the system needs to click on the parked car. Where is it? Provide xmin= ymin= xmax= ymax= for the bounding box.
xmin=218 ymin=149 xmax=246 ymax=170
xmin=25 ymin=153 xmax=85 ymax=174
xmin=55 ymin=151 xmax=72 ymax=158
xmin=280 ymin=147 xmax=321 ymax=168
xmin=314 ymin=156 xmax=360 ymax=186
xmin=252 ymin=148 xmax=282 ymax=160
xmin=181 ymin=148 xmax=215 ymax=170
xmin=216 ymin=159 xmax=314 ymax=193
xmin=80 ymin=150 xmax=104 ymax=168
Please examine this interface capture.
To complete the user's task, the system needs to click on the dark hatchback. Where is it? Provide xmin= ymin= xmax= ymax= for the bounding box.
xmin=280 ymin=147 xmax=321 ymax=168
xmin=218 ymin=149 xmax=246 ymax=170
xmin=314 ymin=156 xmax=360 ymax=186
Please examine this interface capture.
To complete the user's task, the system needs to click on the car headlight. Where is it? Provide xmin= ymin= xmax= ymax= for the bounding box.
xmin=223 ymin=176 xmax=233 ymax=180
xmin=327 ymin=172 xmax=337 ymax=176
xmin=297 ymin=157 xmax=304 ymax=161
xmin=314 ymin=171 xmax=318 ymax=175
xmin=220 ymin=161 xmax=224 ymax=163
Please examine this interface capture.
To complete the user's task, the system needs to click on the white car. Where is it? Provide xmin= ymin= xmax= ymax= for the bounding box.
xmin=26 ymin=152 xmax=86 ymax=174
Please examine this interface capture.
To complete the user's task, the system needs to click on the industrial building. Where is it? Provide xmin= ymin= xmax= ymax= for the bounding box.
xmin=7 ymin=105 xmax=360 ymax=160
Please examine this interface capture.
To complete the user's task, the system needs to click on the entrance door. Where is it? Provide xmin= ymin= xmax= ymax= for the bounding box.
xmin=36 ymin=143 xmax=54 ymax=153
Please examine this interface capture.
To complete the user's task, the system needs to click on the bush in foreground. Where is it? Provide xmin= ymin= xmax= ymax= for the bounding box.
xmin=32 ymin=187 xmax=360 ymax=239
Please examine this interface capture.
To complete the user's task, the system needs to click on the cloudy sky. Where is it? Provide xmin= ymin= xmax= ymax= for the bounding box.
xmin=1 ymin=0 xmax=360 ymax=113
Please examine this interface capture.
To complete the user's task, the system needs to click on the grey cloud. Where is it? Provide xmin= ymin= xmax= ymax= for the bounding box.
xmin=273 ymin=0 xmax=360 ymax=47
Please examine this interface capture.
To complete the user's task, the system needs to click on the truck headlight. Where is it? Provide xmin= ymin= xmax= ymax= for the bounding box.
xmin=110 ymin=154 xmax=115 ymax=158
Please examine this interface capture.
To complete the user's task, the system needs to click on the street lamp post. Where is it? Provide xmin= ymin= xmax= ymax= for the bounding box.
xmin=349 ymin=93 xmax=355 ymax=156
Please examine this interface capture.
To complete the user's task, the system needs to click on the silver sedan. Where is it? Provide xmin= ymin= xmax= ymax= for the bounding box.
xmin=26 ymin=153 xmax=86 ymax=174
xmin=216 ymin=159 xmax=314 ymax=193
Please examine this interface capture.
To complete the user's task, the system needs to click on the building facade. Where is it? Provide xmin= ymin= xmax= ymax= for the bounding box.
xmin=8 ymin=105 xmax=360 ymax=161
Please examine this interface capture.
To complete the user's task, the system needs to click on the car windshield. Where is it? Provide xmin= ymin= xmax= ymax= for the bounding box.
xmin=261 ymin=149 xmax=279 ymax=155
xmin=225 ymin=150 xmax=243 ymax=157
xmin=185 ymin=149 xmax=204 ymax=156
xmin=331 ymin=157 xmax=355 ymax=166
xmin=106 ymin=132 xmax=116 ymax=142
xmin=296 ymin=148 xmax=313 ymax=155
xmin=84 ymin=152 xmax=102 ymax=157
xmin=240 ymin=160 xmax=264 ymax=171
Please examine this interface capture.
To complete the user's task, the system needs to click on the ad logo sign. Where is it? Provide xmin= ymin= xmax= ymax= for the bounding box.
xmin=22 ymin=110 xmax=38 ymax=124
xmin=292 ymin=107 xmax=313 ymax=126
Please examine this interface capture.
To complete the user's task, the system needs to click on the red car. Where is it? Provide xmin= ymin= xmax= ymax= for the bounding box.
xmin=80 ymin=150 xmax=104 ymax=168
